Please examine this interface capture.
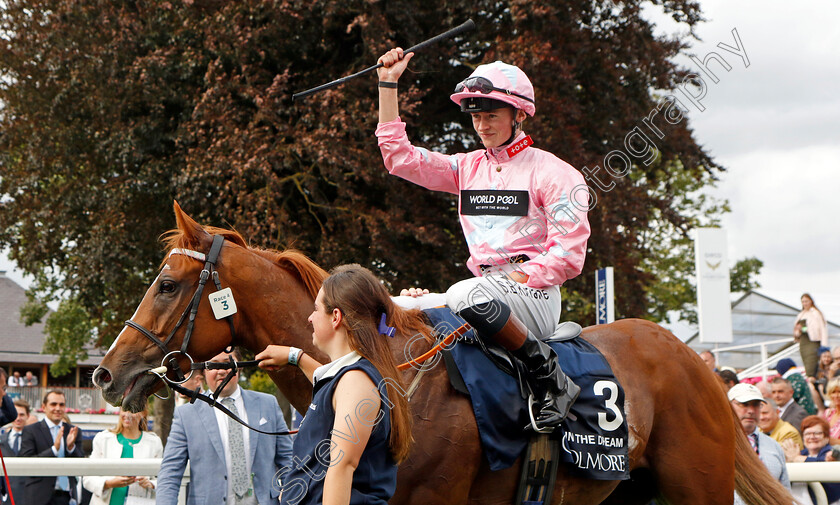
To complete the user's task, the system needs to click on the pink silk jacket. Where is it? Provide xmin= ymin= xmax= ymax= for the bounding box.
xmin=376 ymin=118 xmax=591 ymax=289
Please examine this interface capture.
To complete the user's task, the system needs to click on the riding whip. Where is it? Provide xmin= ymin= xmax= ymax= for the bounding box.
xmin=292 ymin=19 xmax=476 ymax=100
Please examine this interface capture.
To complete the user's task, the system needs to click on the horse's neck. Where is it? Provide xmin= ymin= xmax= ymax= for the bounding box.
xmin=234 ymin=263 xmax=437 ymax=413
xmin=233 ymin=266 xmax=326 ymax=414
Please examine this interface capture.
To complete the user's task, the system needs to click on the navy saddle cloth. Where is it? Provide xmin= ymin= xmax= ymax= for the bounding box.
xmin=423 ymin=307 xmax=629 ymax=480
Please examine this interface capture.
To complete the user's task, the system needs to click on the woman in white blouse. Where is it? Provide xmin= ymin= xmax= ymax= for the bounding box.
xmin=795 ymin=293 xmax=829 ymax=378
xmin=83 ymin=408 xmax=163 ymax=505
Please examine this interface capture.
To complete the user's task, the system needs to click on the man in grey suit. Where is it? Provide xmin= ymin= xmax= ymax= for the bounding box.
xmin=772 ymin=378 xmax=808 ymax=433
xmin=157 ymin=350 xmax=293 ymax=505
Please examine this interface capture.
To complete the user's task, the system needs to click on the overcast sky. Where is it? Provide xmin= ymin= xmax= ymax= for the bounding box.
xmin=2 ymin=0 xmax=838 ymax=319
xmin=644 ymin=0 xmax=839 ymax=316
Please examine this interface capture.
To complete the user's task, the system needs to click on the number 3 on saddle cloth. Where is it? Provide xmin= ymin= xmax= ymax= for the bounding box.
xmin=422 ymin=307 xmax=630 ymax=481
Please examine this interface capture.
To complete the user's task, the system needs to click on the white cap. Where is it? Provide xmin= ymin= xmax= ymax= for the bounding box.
xmin=727 ymin=383 xmax=766 ymax=404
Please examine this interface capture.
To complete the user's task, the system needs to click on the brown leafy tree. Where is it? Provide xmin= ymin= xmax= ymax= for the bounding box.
xmin=0 ymin=0 xmax=742 ymax=369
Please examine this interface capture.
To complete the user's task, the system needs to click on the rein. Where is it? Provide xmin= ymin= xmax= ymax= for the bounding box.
xmin=148 ymin=355 xmax=298 ymax=436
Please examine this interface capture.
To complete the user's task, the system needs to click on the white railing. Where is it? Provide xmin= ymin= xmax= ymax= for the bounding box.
xmin=1 ymin=458 xmax=190 ymax=505
xmin=2 ymin=458 xmax=837 ymax=505
xmin=6 ymin=386 xmax=110 ymax=412
xmin=708 ymin=337 xmax=797 ymax=381
xmin=737 ymin=341 xmax=800 ymax=380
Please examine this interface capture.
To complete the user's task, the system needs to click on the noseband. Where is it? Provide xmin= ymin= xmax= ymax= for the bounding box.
xmin=123 ymin=234 xmax=237 ymax=386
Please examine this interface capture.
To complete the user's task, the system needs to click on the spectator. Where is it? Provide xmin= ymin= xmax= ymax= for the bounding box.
xmin=782 ymin=416 xmax=840 ymax=504
xmin=0 ymin=399 xmax=30 ymax=504
xmin=817 ymin=347 xmax=833 ymax=380
xmin=6 ymin=372 xmax=21 ymax=388
xmin=794 ymin=293 xmax=828 ymax=378
xmin=755 ymin=380 xmax=773 ymax=400
xmin=175 ymin=370 xmax=205 ymax=407
xmin=156 ymin=349 xmax=292 ymax=505
xmin=759 ymin=398 xmax=803 ymax=450
xmin=700 ymin=350 xmax=717 ymax=372
xmin=22 ymin=371 xmax=38 ymax=387
xmin=829 ymin=346 xmax=840 ymax=380
xmin=83 ymin=408 xmax=162 ymax=505
xmin=19 ymin=390 xmax=85 ymax=505
xmin=812 ymin=377 xmax=840 ymax=445
xmin=811 ymin=346 xmax=835 ymax=405
xmin=772 ymin=377 xmax=809 ymax=435
xmin=728 ymin=383 xmax=790 ymax=505
xmin=776 ymin=359 xmax=817 ymax=415
xmin=257 ymin=264 xmax=416 ymax=505
xmin=0 ymin=368 xmax=17 ymax=425
xmin=717 ymin=369 xmax=739 ymax=390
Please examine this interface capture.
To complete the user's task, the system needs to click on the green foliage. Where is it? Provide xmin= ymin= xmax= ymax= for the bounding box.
xmin=0 ymin=0 xmax=748 ymax=365
xmin=41 ymin=299 xmax=95 ymax=376
xmin=634 ymin=159 xmax=730 ymax=324
xmin=247 ymin=370 xmax=280 ymax=397
xmin=730 ymin=257 xmax=763 ymax=293
xmin=19 ymin=290 xmax=49 ymax=327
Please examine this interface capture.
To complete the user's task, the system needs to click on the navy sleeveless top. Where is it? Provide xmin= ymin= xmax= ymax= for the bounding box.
xmin=280 ymin=357 xmax=396 ymax=505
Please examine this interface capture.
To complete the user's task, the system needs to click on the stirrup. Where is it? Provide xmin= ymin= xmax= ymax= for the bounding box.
xmin=526 ymin=394 xmax=555 ymax=434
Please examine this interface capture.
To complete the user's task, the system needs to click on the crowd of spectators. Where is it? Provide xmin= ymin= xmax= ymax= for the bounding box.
xmin=699 ymin=293 xmax=838 ymax=505
xmin=0 ymin=362 xmax=292 ymax=505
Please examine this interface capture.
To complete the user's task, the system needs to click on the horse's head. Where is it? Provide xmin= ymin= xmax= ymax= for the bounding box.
xmin=93 ymin=202 xmax=247 ymax=412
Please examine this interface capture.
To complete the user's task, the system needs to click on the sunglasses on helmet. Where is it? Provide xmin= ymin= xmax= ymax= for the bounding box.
xmin=454 ymin=76 xmax=534 ymax=103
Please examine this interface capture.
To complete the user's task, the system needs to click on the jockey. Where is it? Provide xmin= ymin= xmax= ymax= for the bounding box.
xmin=375 ymin=49 xmax=591 ymax=432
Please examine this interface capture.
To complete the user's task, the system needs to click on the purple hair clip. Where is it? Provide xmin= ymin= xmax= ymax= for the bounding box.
xmin=378 ymin=313 xmax=396 ymax=338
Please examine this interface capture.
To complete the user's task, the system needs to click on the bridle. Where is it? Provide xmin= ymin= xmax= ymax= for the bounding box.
xmin=121 ymin=234 xmax=296 ymax=436
xmin=124 ymin=234 xmax=237 ymax=387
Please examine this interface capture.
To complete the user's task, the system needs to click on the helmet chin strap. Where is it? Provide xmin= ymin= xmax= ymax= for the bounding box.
xmin=501 ymin=120 xmax=522 ymax=147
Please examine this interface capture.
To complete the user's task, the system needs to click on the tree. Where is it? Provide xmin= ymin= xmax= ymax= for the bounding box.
xmin=730 ymin=256 xmax=763 ymax=294
xmin=1 ymin=0 xmax=735 ymax=370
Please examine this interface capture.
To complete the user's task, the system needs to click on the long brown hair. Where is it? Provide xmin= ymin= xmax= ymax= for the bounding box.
xmin=801 ymin=293 xmax=825 ymax=318
xmin=321 ymin=264 xmax=428 ymax=463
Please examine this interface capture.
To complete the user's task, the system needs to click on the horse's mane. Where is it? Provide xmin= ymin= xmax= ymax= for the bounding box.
xmin=161 ymin=226 xmax=327 ymax=300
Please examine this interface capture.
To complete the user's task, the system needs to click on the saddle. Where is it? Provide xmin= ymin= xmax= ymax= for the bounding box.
xmin=422 ymin=307 xmax=629 ymax=487
xmin=443 ymin=316 xmax=582 ymax=400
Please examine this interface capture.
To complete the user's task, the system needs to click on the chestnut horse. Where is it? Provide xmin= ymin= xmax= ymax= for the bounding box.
xmin=93 ymin=204 xmax=793 ymax=505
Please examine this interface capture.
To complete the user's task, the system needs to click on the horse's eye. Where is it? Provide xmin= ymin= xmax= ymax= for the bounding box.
xmin=160 ymin=280 xmax=177 ymax=294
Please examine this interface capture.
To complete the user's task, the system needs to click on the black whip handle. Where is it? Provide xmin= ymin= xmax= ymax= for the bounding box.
xmin=292 ymin=19 xmax=475 ymax=100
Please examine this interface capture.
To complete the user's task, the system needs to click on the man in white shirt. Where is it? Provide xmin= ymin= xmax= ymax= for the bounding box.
xmin=0 ymin=399 xmax=30 ymax=504
xmin=157 ymin=350 xmax=293 ymax=505
xmin=6 ymin=372 xmax=21 ymax=388
xmin=729 ymin=383 xmax=791 ymax=505
xmin=19 ymin=390 xmax=85 ymax=505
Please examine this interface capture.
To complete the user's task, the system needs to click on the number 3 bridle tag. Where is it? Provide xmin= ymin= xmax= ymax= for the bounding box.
xmin=209 ymin=288 xmax=238 ymax=319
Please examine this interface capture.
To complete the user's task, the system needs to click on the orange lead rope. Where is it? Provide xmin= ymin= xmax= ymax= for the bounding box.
xmin=396 ymin=323 xmax=471 ymax=371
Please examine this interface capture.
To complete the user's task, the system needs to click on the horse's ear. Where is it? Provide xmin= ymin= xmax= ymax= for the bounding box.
xmin=173 ymin=201 xmax=211 ymax=249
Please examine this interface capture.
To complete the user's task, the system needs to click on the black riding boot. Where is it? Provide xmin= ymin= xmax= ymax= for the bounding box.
xmin=511 ymin=326 xmax=581 ymax=432
xmin=458 ymin=301 xmax=580 ymax=432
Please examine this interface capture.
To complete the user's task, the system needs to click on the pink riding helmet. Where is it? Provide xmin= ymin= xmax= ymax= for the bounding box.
xmin=449 ymin=61 xmax=536 ymax=117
